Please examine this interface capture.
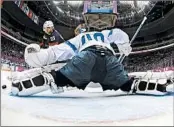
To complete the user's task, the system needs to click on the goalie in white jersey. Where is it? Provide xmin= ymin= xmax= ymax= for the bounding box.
xmin=11 ymin=24 xmax=168 ymax=96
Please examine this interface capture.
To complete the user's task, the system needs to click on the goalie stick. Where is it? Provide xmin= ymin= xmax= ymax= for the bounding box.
xmin=118 ymin=16 xmax=147 ymax=63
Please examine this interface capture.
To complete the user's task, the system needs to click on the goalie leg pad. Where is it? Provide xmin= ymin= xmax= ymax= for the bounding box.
xmin=130 ymin=78 xmax=168 ymax=95
xmin=11 ymin=73 xmax=50 ymax=96
xmin=11 ymin=67 xmax=68 ymax=96
xmin=12 ymin=75 xmax=45 ymax=91
xmin=137 ymin=81 xmax=167 ymax=92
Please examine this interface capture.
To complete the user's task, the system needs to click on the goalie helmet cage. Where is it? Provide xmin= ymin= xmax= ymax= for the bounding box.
xmin=83 ymin=0 xmax=118 ymax=30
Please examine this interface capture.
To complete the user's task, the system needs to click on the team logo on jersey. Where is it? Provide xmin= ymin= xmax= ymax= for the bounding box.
xmin=27 ymin=47 xmax=37 ymax=53
xmin=50 ymin=36 xmax=55 ymax=41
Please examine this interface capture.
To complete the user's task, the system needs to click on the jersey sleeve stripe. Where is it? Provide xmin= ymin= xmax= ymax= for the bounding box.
xmin=108 ymin=30 xmax=113 ymax=37
xmin=65 ymin=41 xmax=77 ymax=52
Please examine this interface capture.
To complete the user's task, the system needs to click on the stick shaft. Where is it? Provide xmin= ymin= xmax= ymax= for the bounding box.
xmin=118 ymin=16 xmax=147 ymax=63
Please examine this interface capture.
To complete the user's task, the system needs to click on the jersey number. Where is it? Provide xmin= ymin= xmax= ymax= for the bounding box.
xmin=81 ymin=32 xmax=104 ymax=45
xmin=50 ymin=36 xmax=55 ymax=41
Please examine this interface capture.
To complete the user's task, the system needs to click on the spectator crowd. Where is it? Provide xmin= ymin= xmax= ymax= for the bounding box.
xmin=124 ymin=46 xmax=174 ymax=72
xmin=1 ymin=36 xmax=26 ymax=67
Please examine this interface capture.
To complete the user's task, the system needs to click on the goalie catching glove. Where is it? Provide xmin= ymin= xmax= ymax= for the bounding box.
xmin=24 ymin=44 xmax=56 ymax=68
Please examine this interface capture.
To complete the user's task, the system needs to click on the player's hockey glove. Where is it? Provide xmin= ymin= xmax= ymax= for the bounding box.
xmin=41 ymin=34 xmax=49 ymax=49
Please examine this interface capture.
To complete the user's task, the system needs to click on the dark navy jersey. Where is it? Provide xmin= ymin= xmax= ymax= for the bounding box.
xmin=41 ymin=30 xmax=64 ymax=48
xmin=45 ymin=30 xmax=64 ymax=43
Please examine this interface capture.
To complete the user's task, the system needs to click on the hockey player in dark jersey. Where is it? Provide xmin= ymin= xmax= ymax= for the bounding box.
xmin=40 ymin=20 xmax=64 ymax=48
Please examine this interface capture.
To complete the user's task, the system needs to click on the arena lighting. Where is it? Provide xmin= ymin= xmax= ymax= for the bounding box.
xmin=67 ymin=1 xmax=83 ymax=6
xmin=53 ymin=1 xmax=60 ymax=5
xmin=120 ymin=1 xmax=149 ymax=8
xmin=56 ymin=6 xmax=64 ymax=13
xmin=120 ymin=1 xmax=150 ymax=15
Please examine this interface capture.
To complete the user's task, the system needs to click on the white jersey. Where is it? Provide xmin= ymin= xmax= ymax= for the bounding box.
xmin=66 ymin=28 xmax=129 ymax=54
xmin=46 ymin=28 xmax=130 ymax=62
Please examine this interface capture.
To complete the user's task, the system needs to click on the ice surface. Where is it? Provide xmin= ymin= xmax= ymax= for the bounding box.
xmin=1 ymin=71 xmax=174 ymax=126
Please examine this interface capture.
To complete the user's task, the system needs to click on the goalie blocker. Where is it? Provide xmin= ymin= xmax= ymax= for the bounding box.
xmin=11 ymin=67 xmax=168 ymax=96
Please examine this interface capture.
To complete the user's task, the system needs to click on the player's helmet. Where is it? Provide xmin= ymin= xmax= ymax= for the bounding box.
xmin=43 ymin=20 xmax=54 ymax=32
